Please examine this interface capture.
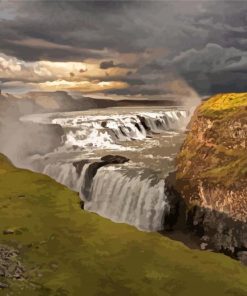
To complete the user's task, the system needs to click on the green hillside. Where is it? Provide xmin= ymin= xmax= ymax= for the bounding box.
xmin=0 ymin=154 xmax=247 ymax=296
xmin=200 ymin=93 xmax=247 ymax=118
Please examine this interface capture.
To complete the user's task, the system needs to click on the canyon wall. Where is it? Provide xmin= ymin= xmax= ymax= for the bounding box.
xmin=175 ymin=93 xmax=247 ymax=259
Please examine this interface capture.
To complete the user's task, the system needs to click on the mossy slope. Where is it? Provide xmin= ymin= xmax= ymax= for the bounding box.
xmin=200 ymin=92 xmax=247 ymax=118
xmin=0 ymin=154 xmax=247 ymax=296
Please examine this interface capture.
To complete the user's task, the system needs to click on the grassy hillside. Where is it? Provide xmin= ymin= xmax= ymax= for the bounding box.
xmin=0 ymin=154 xmax=247 ymax=296
xmin=200 ymin=93 xmax=247 ymax=118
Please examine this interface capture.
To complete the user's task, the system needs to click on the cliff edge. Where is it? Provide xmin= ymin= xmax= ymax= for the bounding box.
xmin=1 ymin=153 xmax=247 ymax=295
xmin=176 ymin=93 xmax=247 ymax=257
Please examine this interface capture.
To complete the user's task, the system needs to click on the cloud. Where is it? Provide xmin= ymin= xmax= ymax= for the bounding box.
xmin=9 ymin=38 xmax=75 ymax=50
xmin=0 ymin=54 xmax=22 ymax=72
xmin=134 ymin=43 xmax=247 ymax=96
xmin=0 ymin=80 xmax=37 ymax=94
xmin=0 ymin=53 xmax=89 ymax=82
xmin=170 ymin=43 xmax=247 ymax=73
xmin=0 ymin=1 xmax=220 ymax=61
xmin=168 ymin=43 xmax=247 ymax=94
xmin=38 ymin=80 xmax=128 ymax=93
xmin=0 ymin=52 xmax=130 ymax=93
xmin=100 ymin=61 xmax=115 ymax=69
xmin=100 ymin=60 xmax=130 ymax=70
xmin=1 ymin=1 xmax=247 ymax=98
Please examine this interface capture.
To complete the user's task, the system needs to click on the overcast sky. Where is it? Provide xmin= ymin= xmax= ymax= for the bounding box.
xmin=0 ymin=0 xmax=247 ymax=102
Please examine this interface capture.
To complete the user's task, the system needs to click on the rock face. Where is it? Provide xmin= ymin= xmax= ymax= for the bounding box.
xmin=0 ymin=244 xmax=25 ymax=289
xmin=175 ymin=93 xmax=247 ymax=257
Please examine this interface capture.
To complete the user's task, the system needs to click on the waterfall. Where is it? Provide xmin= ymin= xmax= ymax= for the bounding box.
xmin=42 ymin=159 xmax=171 ymax=231
xmin=35 ymin=108 xmax=190 ymax=232
xmin=42 ymin=161 xmax=92 ymax=191
xmin=81 ymin=166 xmax=170 ymax=231
xmin=51 ymin=110 xmax=190 ymax=150
xmin=43 ymin=162 xmax=78 ymax=189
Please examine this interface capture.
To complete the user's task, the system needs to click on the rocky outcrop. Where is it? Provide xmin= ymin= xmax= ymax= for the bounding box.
xmin=0 ymin=244 xmax=25 ymax=289
xmin=79 ymin=155 xmax=129 ymax=200
xmin=174 ymin=93 xmax=247 ymax=259
xmin=101 ymin=155 xmax=129 ymax=164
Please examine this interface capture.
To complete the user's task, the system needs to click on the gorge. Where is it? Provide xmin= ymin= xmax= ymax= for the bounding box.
xmin=22 ymin=107 xmax=190 ymax=232
xmin=0 ymin=92 xmax=247 ymax=294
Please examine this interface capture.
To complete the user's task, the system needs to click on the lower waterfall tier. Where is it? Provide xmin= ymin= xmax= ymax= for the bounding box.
xmin=43 ymin=159 xmax=171 ymax=231
xmin=82 ymin=166 xmax=170 ymax=231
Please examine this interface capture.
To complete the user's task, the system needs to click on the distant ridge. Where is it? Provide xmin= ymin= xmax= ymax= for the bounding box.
xmin=0 ymin=91 xmax=180 ymax=118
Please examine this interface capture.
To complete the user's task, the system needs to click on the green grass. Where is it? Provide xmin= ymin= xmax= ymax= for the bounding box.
xmin=200 ymin=93 xmax=247 ymax=118
xmin=0 ymin=154 xmax=247 ymax=296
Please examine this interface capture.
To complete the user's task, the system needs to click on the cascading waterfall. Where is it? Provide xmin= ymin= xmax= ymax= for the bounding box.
xmin=82 ymin=166 xmax=170 ymax=231
xmin=51 ymin=110 xmax=189 ymax=150
xmin=43 ymin=162 xmax=78 ymax=189
xmin=42 ymin=161 xmax=91 ymax=191
xmin=42 ymin=159 xmax=171 ymax=231
xmin=28 ymin=107 xmax=191 ymax=232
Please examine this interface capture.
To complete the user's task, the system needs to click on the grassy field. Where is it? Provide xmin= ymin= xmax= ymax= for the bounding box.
xmin=0 ymin=154 xmax=247 ymax=296
xmin=199 ymin=93 xmax=247 ymax=118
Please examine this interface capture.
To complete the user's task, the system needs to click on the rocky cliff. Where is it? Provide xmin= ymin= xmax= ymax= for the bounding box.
xmin=175 ymin=93 xmax=247 ymax=260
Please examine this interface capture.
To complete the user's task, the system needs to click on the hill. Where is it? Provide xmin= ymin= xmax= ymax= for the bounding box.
xmin=0 ymin=153 xmax=247 ymax=295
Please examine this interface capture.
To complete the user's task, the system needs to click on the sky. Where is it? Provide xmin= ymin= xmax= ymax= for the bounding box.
xmin=0 ymin=0 xmax=247 ymax=102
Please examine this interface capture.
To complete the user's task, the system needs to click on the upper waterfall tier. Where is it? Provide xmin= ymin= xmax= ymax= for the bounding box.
xmin=51 ymin=109 xmax=190 ymax=150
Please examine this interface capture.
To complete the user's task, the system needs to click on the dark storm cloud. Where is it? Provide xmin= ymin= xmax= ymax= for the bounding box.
xmin=100 ymin=61 xmax=115 ymax=69
xmin=138 ymin=42 xmax=247 ymax=95
xmin=100 ymin=60 xmax=130 ymax=69
xmin=1 ymin=0 xmax=247 ymax=97
xmin=0 ymin=0 xmax=148 ymax=61
xmin=0 ymin=1 xmax=218 ymax=60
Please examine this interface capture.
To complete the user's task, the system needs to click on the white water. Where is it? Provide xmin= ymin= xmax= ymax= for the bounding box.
xmin=51 ymin=110 xmax=189 ymax=151
xmin=25 ymin=107 xmax=190 ymax=231
xmin=83 ymin=166 xmax=169 ymax=231
xmin=43 ymin=162 xmax=78 ymax=189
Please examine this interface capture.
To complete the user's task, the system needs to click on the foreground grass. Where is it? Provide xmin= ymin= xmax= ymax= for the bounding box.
xmin=0 ymin=154 xmax=247 ymax=296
